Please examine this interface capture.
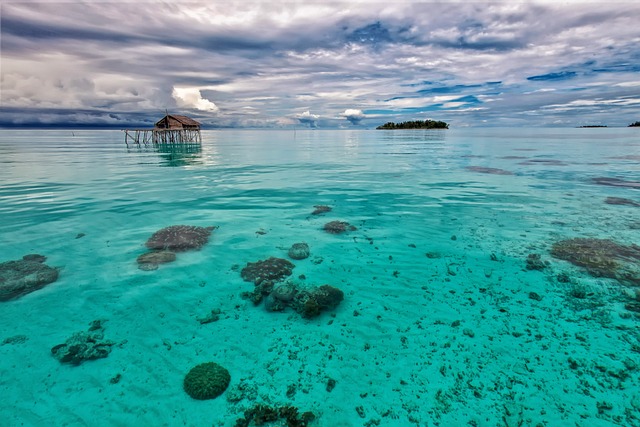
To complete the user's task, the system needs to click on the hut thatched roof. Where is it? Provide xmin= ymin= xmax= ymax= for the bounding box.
xmin=155 ymin=114 xmax=201 ymax=129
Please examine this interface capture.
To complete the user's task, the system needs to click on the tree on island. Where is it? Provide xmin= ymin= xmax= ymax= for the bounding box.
xmin=629 ymin=121 xmax=640 ymax=127
xmin=376 ymin=119 xmax=449 ymax=130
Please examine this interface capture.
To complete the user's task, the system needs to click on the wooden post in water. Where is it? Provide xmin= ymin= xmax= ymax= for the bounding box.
xmin=124 ymin=129 xmax=203 ymax=145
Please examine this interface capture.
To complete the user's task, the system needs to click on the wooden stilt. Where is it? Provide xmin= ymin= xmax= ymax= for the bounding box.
xmin=123 ymin=128 xmax=202 ymax=146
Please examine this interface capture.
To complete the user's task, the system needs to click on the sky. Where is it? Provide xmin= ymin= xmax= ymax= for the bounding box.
xmin=1 ymin=0 xmax=640 ymax=129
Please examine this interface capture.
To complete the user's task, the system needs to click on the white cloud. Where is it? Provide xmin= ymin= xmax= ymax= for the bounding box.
xmin=342 ymin=108 xmax=366 ymax=124
xmin=172 ymin=87 xmax=219 ymax=112
xmin=442 ymin=102 xmax=466 ymax=108
xmin=297 ymin=110 xmax=319 ymax=119
xmin=296 ymin=110 xmax=319 ymax=127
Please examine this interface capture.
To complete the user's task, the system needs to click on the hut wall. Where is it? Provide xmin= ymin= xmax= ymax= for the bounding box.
xmin=155 ymin=117 xmax=181 ymax=129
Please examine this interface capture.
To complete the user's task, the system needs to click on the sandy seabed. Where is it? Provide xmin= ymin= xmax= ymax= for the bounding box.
xmin=2 ymin=207 xmax=639 ymax=427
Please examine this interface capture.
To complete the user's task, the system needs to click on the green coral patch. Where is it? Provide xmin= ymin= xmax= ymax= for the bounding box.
xmin=183 ymin=362 xmax=230 ymax=400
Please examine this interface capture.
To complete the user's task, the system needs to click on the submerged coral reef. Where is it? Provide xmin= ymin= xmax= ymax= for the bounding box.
xmin=136 ymin=250 xmax=176 ymax=270
xmin=550 ymin=238 xmax=640 ymax=286
xmin=183 ymin=362 xmax=231 ymax=400
xmin=592 ymin=177 xmax=640 ymax=189
xmin=51 ymin=320 xmax=115 ymax=365
xmin=139 ymin=225 xmax=215 ymax=270
xmin=241 ymin=257 xmax=295 ymax=286
xmin=234 ymin=404 xmax=315 ymax=427
xmin=0 ymin=254 xmax=59 ymax=302
xmin=264 ymin=282 xmax=299 ymax=312
xmin=605 ymin=196 xmax=640 ymax=207
xmin=145 ymin=225 xmax=215 ymax=251
xmin=240 ymin=257 xmax=295 ymax=305
xmin=239 ymin=247 xmax=344 ymax=317
xmin=255 ymin=280 xmax=344 ymax=318
xmin=465 ymin=166 xmax=514 ymax=175
xmin=311 ymin=205 xmax=332 ymax=215
xmin=288 ymin=242 xmax=310 ymax=260
xmin=291 ymin=284 xmax=344 ymax=318
xmin=525 ymin=253 xmax=548 ymax=271
xmin=323 ymin=221 xmax=356 ymax=234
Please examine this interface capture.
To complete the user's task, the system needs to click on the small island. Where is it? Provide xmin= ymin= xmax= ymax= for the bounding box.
xmin=578 ymin=125 xmax=607 ymax=128
xmin=376 ymin=119 xmax=449 ymax=130
xmin=629 ymin=121 xmax=640 ymax=127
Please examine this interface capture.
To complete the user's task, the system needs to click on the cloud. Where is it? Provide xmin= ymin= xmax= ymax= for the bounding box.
xmin=527 ymin=71 xmax=578 ymax=81
xmin=342 ymin=109 xmax=366 ymax=125
xmin=2 ymin=2 xmax=640 ymax=127
xmin=346 ymin=22 xmax=394 ymax=47
xmin=296 ymin=110 xmax=319 ymax=127
xmin=172 ymin=87 xmax=219 ymax=112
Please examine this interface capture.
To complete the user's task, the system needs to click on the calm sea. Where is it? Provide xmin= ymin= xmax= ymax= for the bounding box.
xmin=1 ymin=128 xmax=639 ymax=426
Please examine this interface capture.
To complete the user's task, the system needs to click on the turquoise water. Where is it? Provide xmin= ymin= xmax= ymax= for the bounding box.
xmin=1 ymin=128 xmax=639 ymax=426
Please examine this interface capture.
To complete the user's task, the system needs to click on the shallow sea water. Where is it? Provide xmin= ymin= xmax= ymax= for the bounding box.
xmin=1 ymin=128 xmax=639 ymax=426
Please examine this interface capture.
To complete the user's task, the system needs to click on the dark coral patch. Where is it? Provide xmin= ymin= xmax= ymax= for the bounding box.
xmin=592 ymin=177 xmax=640 ymax=189
xmin=235 ymin=404 xmax=315 ymax=427
xmin=526 ymin=253 xmax=548 ymax=271
xmin=244 ymin=278 xmax=344 ymax=318
xmin=240 ymin=257 xmax=294 ymax=285
xmin=550 ymin=238 xmax=640 ymax=287
xmin=518 ymin=159 xmax=567 ymax=166
xmin=312 ymin=285 xmax=344 ymax=310
xmin=323 ymin=221 xmax=356 ymax=234
xmin=136 ymin=251 xmax=176 ymax=270
xmin=145 ymin=225 xmax=215 ymax=251
xmin=0 ymin=257 xmax=59 ymax=302
xmin=605 ymin=197 xmax=640 ymax=207
xmin=312 ymin=205 xmax=332 ymax=215
xmin=465 ymin=166 xmax=514 ymax=175
xmin=22 ymin=254 xmax=47 ymax=263
xmin=263 ymin=282 xmax=299 ymax=312
xmin=51 ymin=320 xmax=115 ymax=365
xmin=292 ymin=284 xmax=344 ymax=318
xmin=183 ymin=362 xmax=231 ymax=400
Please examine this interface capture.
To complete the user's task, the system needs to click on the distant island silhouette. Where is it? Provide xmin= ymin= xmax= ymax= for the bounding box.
xmin=376 ymin=119 xmax=449 ymax=130
xmin=578 ymin=125 xmax=607 ymax=128
xmin=629 ymin=121 xmax=640 ymax=127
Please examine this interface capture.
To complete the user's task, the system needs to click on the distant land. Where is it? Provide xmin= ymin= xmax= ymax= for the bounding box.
xmin=578 ymin=125 xmax=607 ymax=128
xmin=376 ymin=120 xmax=449 ymax=130
xmin=629 ymin=121 xmax=640 ymax=127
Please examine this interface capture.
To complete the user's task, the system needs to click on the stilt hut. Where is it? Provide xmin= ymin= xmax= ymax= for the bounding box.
xmin=124 ymin=113 xmax=202 ymax=145
xmin=155 ymin=114 xmax=201 ymax=131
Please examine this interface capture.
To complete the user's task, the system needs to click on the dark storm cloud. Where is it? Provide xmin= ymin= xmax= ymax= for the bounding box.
xmin=416 ymin=84 xmax=485 ymax=95
xmin=346 ymin=22 xmax=394 ymax=46
xmin=431 ymin=35 xmax=525 ymax=51
xmin=0 ymin=106 xmax=151 ymax=128
xmin=1 ymin=11 xmax=275 ymax=55
xmin=527 ymin=71 xmax=578 ymax=81
xmin=0 ymin=17 xmax=137 ymax=44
